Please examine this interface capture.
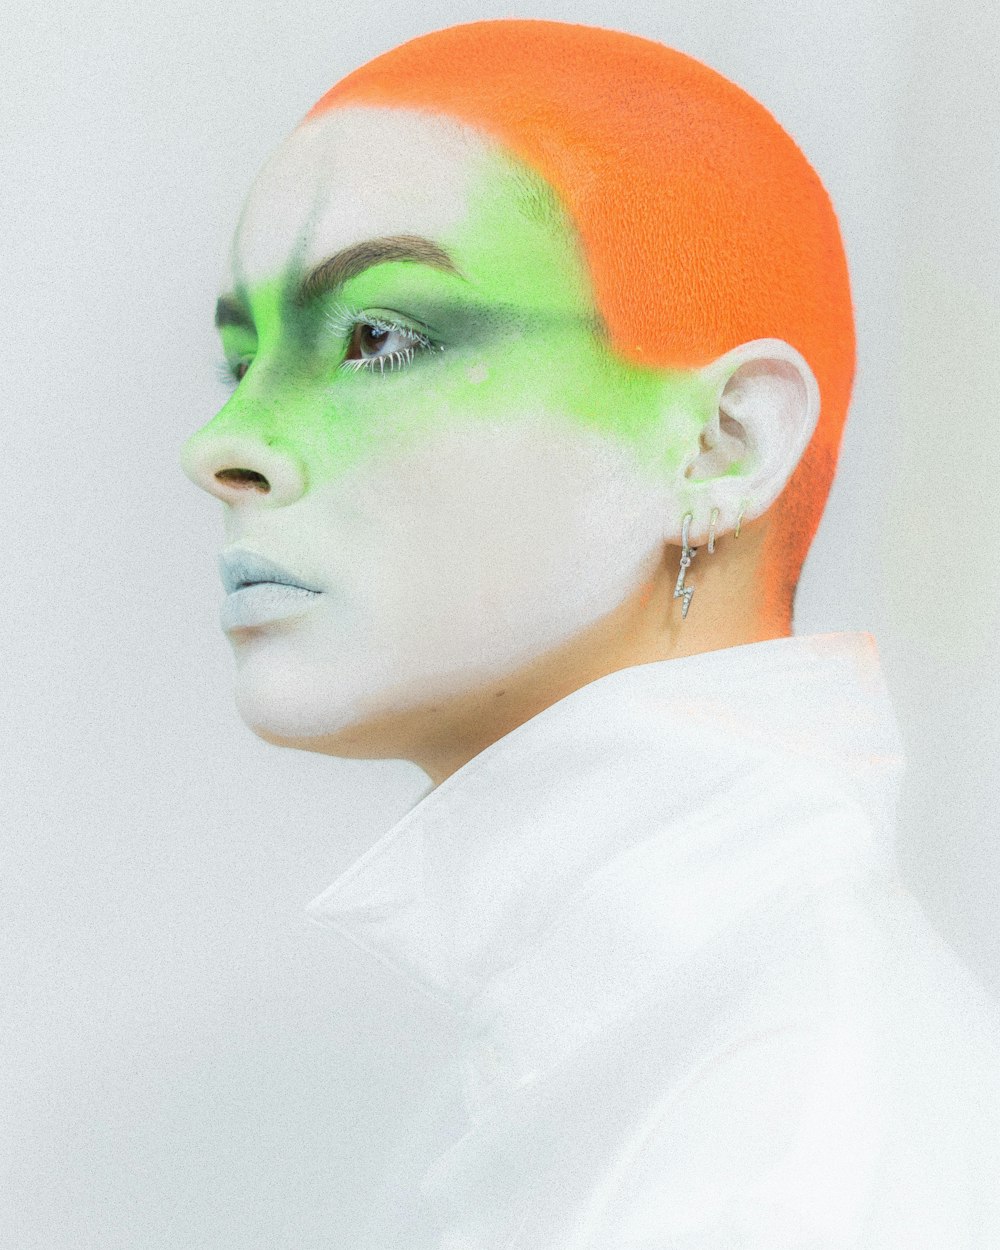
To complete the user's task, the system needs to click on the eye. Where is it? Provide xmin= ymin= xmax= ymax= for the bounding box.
xmin=341 ymin=317 xmax=438 ymax=375
xmin=215 ymin=357 xmax=252 ymax=390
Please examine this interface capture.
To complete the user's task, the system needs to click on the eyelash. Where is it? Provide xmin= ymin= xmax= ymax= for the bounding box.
xmin=215 ymin=305 xmax=441 ymax=390
xmin=324 ymin=302 xmax=442 ymax=377
xmin=216 ymin=358 xmax=248 ymax=389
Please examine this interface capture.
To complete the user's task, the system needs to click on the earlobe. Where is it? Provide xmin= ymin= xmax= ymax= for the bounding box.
xmin=680 ymin=338 xmax=820 ymax=544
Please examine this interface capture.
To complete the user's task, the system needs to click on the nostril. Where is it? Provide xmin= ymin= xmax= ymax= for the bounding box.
xmin=215 ymin=468 xmax=270 ymax=493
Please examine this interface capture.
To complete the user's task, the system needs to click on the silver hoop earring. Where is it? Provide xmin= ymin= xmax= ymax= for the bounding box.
xmin=735 ymin=506 xmax=746 ymax=540
xmin=707 ymin=507 xmax=719 ymax=555
xmin=673 ymin=512 xmax=698 ymax=619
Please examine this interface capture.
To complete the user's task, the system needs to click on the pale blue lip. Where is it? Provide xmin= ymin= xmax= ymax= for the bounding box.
xmin=220 ymin=582 xmax=322 ymax=631
xmin=218 ymin=549 xmax=323 ymax=595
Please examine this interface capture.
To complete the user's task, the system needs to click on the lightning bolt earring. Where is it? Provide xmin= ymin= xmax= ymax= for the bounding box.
xmin=674 ymin=506 xmax=727 ymax=620
xmin=673 ymin=512 xmax=698 ymax=619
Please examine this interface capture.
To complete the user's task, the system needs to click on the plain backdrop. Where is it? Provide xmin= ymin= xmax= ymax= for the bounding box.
xmin=3 ymin=1 xmax=998 ymax=1246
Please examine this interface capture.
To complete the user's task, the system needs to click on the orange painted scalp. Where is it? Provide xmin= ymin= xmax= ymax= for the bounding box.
xmin=303 ymin=20 xmax=855 ymax=606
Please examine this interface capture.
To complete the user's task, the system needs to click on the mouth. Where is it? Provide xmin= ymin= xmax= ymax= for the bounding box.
xmin=218 ymin=549 xmax=324 ymax=631
xmin=218 ymin=549 xmax=323 ymax=595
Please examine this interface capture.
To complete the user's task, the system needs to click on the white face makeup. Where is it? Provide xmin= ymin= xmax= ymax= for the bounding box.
xmin=225 ymin=107 xmax=494 ymax=293
xmin=181 ymin=106 xmax=721 ymax=751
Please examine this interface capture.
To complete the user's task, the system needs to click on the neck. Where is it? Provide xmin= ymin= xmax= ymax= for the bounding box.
xmin=301 ymin=533 xmax=790 ymax=784
xmin=405 ymin=542 xmax=791 ymax=786
xmin=306 ymin=631 xmax=904 ymax=1016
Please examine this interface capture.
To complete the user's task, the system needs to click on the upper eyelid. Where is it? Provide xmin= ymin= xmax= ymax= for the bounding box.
xmin=321 ymin=300 xmax=434 ymax=341
xmin=355 ymin=315 xmax=431 ymax=345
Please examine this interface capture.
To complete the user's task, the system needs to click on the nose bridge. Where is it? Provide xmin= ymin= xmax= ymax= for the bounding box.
xmin=180 ymin=397 xmax=308 ymax=506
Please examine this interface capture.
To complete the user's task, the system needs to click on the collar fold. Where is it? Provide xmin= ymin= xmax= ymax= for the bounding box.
xmin=306 ymin=633 xmax=906 ymax=1017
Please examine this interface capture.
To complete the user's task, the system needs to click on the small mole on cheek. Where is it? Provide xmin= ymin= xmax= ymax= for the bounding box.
xmin=467 ymin=362 xmax=489 ymax=385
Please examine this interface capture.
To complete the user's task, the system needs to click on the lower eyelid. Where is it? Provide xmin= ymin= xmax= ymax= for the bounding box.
xmin=340 ymin=346 xmax=417 ymax=375
xmin=339 ymin=338 xmax=443 ymax=376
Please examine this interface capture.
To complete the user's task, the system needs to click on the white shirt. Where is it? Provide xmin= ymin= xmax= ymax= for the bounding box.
xmin=306 ymin=632 xmax=1000 ymax=1248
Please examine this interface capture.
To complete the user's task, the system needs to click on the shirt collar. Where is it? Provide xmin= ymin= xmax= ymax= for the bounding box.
xmin=305 ymin=632 xmax=906 ymax=1017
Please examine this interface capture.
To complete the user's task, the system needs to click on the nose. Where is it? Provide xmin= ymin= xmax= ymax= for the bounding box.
xmin=180 ymin=433 xmax=307 ymax=507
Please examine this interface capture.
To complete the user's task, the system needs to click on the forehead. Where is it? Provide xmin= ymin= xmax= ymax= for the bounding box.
xmin=226 ymin=106 xmax=505 ymax=291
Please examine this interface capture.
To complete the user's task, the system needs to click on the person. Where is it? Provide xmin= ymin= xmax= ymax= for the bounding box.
xmin=180 ymin=19 xmax=1000 ymax=1248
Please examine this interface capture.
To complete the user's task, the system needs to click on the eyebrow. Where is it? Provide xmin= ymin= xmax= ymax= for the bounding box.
xmin=214 ymin=234 xmax=462 ymax=330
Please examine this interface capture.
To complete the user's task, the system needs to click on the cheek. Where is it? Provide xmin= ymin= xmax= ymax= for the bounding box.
xmin=333 ymin=412 xmax=672 ymax=645
xmin=225 ymin=412 xmax=676 ymax=736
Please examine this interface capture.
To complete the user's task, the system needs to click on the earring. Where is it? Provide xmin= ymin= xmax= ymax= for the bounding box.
xmin=707 ymin=507 xmax=719 ymax=554
xmin=673 ymin=512 xmax=698 ymax=619
xmin=735 ymin=505 xmax=746 ymax=539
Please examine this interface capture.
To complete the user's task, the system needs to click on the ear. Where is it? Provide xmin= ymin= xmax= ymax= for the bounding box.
xmin=678 ymin=338 xmax=820 ymax=545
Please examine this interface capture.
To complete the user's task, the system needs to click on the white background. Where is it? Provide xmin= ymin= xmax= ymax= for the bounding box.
xmin=3 ymin=1 xmax=998 ymax=1245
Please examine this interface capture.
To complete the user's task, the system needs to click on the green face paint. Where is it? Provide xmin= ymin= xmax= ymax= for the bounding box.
xmin=201 ymin=146 xmax=712 ymax=487
xmin=180 ymin=105 xmax=720 ymax=746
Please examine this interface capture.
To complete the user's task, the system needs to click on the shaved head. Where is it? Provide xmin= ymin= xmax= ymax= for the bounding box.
xmin=304 ymin=19 xmax=854 ymax=610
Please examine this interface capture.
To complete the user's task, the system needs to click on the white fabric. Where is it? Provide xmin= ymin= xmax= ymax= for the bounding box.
xmin=306 ymin=632 xmax=1000 ymax=1248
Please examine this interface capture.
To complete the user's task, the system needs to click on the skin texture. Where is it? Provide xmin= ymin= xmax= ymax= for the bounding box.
xmin=181 ymin=105 xmax=816 ymax=785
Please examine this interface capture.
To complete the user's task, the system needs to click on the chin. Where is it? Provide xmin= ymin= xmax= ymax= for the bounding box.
xmin=231 ymin=646 xmax=367 ymax=746
xmin=227 ymin=635 xmax=446 ymax=758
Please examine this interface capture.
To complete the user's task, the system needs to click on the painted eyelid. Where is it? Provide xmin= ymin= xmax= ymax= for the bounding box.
xmin=353 ymin=315 xmax=431 ymax=343
xmin=322 ymin=299 xmax=435 ymax=339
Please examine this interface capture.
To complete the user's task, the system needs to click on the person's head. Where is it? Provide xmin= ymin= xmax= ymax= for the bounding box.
xmin=181 ymin=19 xmax=854 ymax=784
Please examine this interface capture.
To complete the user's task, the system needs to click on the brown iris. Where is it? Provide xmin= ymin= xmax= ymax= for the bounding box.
xmin=346 ymin=322 xmax=391 ymax=360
